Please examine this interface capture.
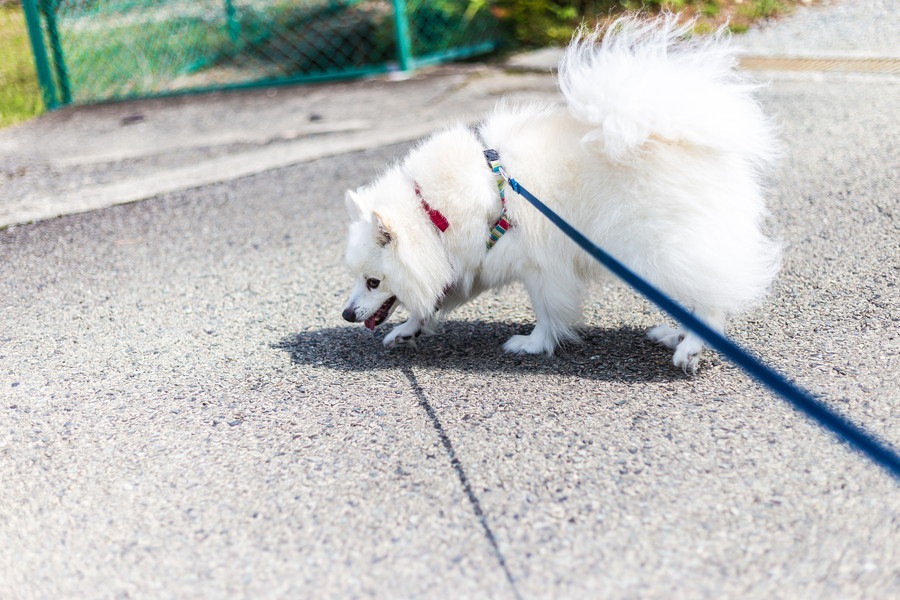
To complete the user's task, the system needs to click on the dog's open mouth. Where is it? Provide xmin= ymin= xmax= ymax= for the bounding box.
xmin=365 ymin=296 xmax=397 ymax=330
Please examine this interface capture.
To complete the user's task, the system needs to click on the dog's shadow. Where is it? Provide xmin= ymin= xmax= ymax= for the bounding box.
xmin=273 ymin=321 xmax=682 ymax=383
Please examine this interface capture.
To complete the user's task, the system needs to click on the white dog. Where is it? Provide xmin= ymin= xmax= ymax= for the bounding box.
xmin=341 ymin=14 xmax=781 ymax=373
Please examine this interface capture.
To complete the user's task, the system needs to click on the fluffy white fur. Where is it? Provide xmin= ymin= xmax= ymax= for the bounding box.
xmin=342 ymin=14 xmax=781 ymax=373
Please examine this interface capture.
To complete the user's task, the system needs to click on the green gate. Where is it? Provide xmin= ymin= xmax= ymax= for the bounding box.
xmin=22 ymin=0 xmax=502 ymax=109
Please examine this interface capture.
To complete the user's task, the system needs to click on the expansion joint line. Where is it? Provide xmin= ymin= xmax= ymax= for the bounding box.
xmin=401 ymin=366 xmax=522 ymax=600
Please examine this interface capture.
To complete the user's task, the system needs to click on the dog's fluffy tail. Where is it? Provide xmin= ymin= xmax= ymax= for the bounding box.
xmin=559 ymin=13 xmax=775 ymax=164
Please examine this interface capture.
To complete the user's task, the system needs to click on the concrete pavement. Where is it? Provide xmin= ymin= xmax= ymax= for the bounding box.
xmin=2 ymin=1 xmax=899 ymax=598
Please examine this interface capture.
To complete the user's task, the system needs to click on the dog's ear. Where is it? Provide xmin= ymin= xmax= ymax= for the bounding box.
xmin=372 ymin=211 xmax=394 ymax=247
xmin=345 ymin=189 xmax=366 ymax=220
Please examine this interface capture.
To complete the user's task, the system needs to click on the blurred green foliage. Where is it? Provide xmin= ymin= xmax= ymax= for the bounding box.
xmin=492 ymin=0 xmax=792 ymax=47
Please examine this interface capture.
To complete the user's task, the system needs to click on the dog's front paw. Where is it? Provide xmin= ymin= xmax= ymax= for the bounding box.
xmin=503 ymin=334 xmax=554 ymax=356
xmin=385 ymin=335 xmax=418 ymax=349
xmin=383 ymin=320 xmax=422 ymax=349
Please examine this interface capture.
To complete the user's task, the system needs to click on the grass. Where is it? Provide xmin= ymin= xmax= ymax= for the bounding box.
xmin=62 ymin=17 xmax=231 ymax=102
xmin=0 ymin=4 xmax=44 ymax=128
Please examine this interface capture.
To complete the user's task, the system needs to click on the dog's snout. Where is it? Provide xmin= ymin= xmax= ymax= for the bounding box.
xmin=342 ymin=306 xmax=357 ymax=323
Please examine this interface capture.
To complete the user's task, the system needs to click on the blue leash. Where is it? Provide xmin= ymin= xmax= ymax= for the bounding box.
xmin=500 ymin=171 xmax=900 ymax=480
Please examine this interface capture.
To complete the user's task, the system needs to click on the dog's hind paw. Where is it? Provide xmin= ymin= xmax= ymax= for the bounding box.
xmin=672 ymin=335 xmax=704 ymax=375
xmin=503 ymin=334 xmax=554 ymax=356
xmin=647 ymin=324 xmax=684 ymax=350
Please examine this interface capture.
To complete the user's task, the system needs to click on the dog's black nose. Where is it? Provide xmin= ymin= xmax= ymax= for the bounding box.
xmin=342 ymin=306 xmax=357 ymax=323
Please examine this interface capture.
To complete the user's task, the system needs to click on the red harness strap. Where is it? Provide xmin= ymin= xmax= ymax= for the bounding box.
xmin=415 ymin=184 xmax=449 ymax=233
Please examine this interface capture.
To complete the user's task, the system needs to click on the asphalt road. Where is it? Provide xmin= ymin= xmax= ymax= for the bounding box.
xmin=1 ymin=61 xmax=898 ymax=598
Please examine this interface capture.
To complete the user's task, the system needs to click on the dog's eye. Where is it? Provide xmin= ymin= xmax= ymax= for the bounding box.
xmin=366 ymin=278 xmax=381 ymax=290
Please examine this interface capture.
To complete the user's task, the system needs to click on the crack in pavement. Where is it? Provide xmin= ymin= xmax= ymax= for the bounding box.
xmin=401 ymin=366 xmax=522 ymax=600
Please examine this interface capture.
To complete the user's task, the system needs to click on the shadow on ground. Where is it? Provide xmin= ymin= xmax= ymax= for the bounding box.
xmin=274 ymin=321 xmax=682 ymax=383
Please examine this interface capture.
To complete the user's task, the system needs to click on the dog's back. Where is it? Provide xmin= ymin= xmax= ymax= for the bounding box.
xmin=476 ymin=14 xmax=782 ymax=368
xmin=482 ymin=15 xmax=781 ymax=311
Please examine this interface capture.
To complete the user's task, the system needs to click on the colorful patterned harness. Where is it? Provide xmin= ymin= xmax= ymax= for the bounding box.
xmin=483 ymin=148 xmax=511 ymax=249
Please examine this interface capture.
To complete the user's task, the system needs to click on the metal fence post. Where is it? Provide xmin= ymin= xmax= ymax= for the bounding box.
xmin=224 ymin=0 xmax=240 ymax=42
xmin=391 ymin=0 xmax=413 ymax=72
xmin=40 ymin=0 xmax=72 ymax=105
xmin=21 ymin=0 xmax=58 ymax=109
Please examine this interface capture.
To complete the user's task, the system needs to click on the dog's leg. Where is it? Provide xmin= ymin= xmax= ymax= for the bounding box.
xmin=503 ymin=274 xmax=582 ymax=356
xmin=383 ymin=285 xmax=475 ymax=350
xmin=383 ymin=316 xmax=427 ymax=349
xmin=665 ymin=308 xmax=726 ymax=375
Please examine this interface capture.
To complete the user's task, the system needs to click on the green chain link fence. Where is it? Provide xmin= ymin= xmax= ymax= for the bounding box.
xmin=22 ymin=0 xmax=503 ymax=109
